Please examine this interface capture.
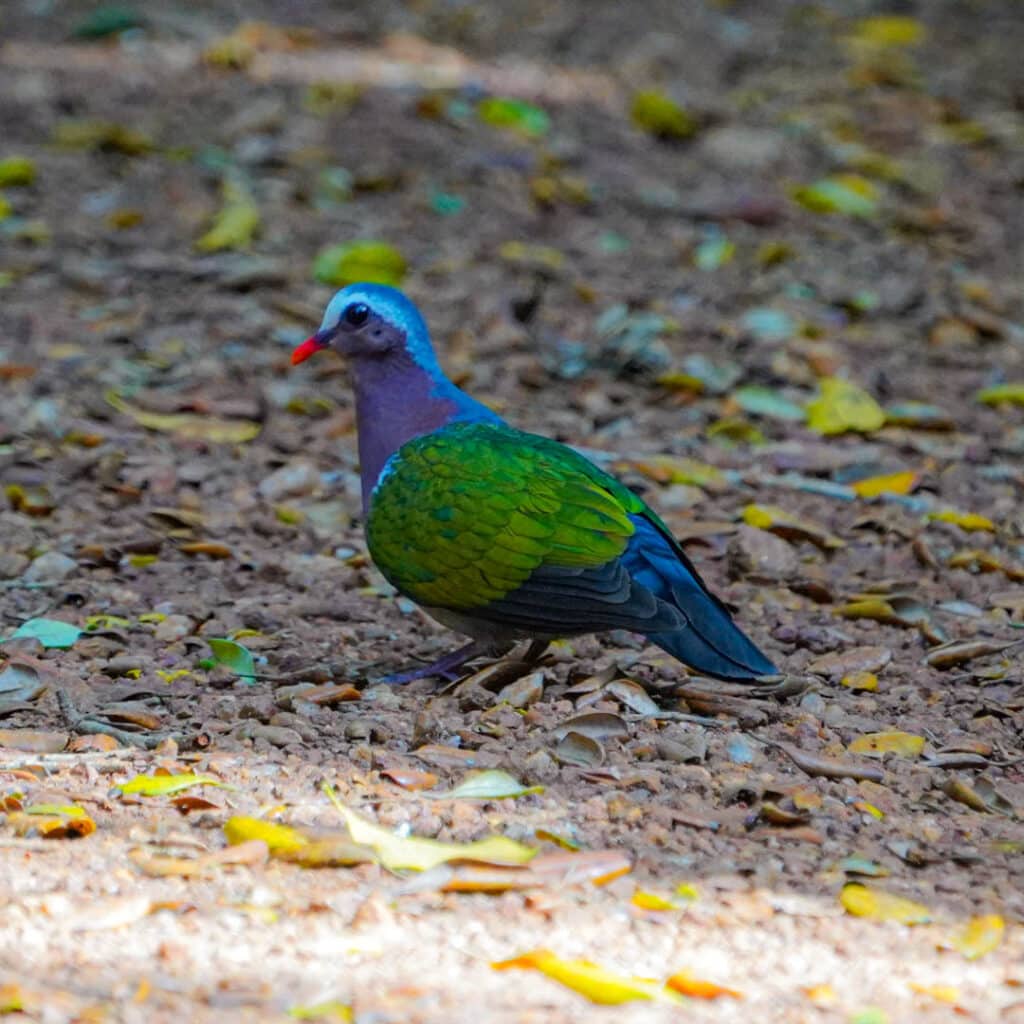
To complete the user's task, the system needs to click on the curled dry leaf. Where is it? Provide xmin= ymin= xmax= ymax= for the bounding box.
xmin=924 ymin=639 xmax=1016 ymax=669
xmin=775 ymin=741 xmax=884 ymax=782
xmin=605 ymin=679 xmax=660 ymax=716
xmin=552 ymin=712 xmax=629 ymax=741
xmin=431 ymin=769 xmax=544 ymax=800
xmin=742 ymin=504 xmax=845 ymax=550
xmin=380 ymin=768 xmax=438 ymax=790
xmin=807 ymin=646 xmax=892 ymax=678
xmin=554 ymin=731 xmax=605 ymax=768
xmin=0 ymin=729 xmax=69 ymax=753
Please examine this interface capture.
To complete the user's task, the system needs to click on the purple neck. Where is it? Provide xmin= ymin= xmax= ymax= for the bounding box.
xmin=351 ymin=354 xmax=458 ymax=515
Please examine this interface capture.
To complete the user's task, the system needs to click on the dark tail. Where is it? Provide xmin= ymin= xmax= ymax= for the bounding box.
xmin=625 ymin=515 xmax=777 ymax=682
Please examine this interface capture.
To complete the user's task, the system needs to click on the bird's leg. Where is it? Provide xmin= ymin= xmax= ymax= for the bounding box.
xmin=376 ymin=639 xmax=495 ymax=686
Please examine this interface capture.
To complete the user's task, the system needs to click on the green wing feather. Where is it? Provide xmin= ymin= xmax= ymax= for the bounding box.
xmin=367 ymin=422 xmax=646 ymax=610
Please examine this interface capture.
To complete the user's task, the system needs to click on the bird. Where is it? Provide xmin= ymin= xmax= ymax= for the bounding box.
xmin=291 ymin=283 xmax=776 ymax=685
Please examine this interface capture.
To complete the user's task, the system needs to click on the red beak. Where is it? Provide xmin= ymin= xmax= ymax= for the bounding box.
xmin=291 ymin=332 xmax=329 ymax=366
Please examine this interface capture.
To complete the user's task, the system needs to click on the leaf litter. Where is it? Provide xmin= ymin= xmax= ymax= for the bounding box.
xmin=1 ymin=4 xmax=1023 ymax=1021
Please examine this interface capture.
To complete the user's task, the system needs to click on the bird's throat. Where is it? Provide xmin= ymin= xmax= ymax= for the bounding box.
xmin=351 ymin=356 xmax=458 ymax=515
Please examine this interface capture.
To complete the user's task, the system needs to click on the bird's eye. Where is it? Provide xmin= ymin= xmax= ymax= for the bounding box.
xmin=342 ymin=302 xmax=370 ymax=327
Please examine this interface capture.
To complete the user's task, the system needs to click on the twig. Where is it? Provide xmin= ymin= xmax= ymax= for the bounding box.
xmin=55 ymin=689 xmax=186 ymax=750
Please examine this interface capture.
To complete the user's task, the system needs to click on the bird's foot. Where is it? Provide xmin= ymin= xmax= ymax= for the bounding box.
xmin=376 ymin=640 xmax=492 ymax=686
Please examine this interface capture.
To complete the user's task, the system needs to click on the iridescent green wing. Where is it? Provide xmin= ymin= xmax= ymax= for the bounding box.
xmin=366 ymin=422 xmax=644 ymax=612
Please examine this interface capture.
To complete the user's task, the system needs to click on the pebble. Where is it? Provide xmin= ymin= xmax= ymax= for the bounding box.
xmin=23 ymin=550 xmax=77 ymax=583
xmin=258 ymin=460 xmax=321 ymax=502
xmin=154 ymin=615 xmax=193 ymax=643
xmin=727 ymin=525 xmax=798 ymax=581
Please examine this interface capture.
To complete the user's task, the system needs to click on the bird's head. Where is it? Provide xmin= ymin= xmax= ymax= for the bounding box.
xmin=291 ymin=283 xmax=434 ymax=367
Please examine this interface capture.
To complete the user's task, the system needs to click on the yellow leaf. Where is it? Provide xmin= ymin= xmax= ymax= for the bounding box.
xmin=324 ymin=785 xmax=536 ymax=871
xmin=926 ymin=509 xmax=995 ymax=532
xmin=792 ymin=174 xmax=879 ymax=217
xmin=742 ymin=503 xmax=845 ymax=550
xmin=976 ymin=383 xmax=1024 ymax=406
xmin=631 ymin=890 xmax=679 ymax=911
xmin=848 ymin=732 xmax=925 ymax=758
xmin=949 ymin=914 xmax=1004 ymax=960
xmin=850 ymin=15 xmax=925 ymax=47
xmin=852 ymin=471 xmax=918 ymax=498
xmin=840 ymin=884 xmax=931 ymax=924
xmin=841 ymin=671 xmax=879 ymax=692
xmin=106 ymin=391 xmax=260 ymax=443
xmin=492 ymin=950 xmax=681 ymax=1005
xmin=196 ymin=179 xmax=260 ymax=251
xmin=803 ymin=983 xmax=838 ymax=1007
xmin=853 ymin=801 xmax=885 ymax=820
xmin=674 ymin=882 xmax=700 ymax=902
xmin=115 ymin=772 xmax=223 ymax=797
xmin=289 ymin=1001 xmax=353 ymax=1022
xmin=223 ymin=816 xmax=308 ymax=856
xmin=806 ymin=377 xmax=886 ymax=435
xmin=909 ymin=983 xmax=960 ymax=1004
xmin=665 ymin=969 xmax=742 ymax=1000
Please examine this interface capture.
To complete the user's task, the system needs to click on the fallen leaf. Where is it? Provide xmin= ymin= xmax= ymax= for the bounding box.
xmin=775 ymin=742 xmax=884 ymax=782
xmin=806 ymin=377 xmax=886 ymax=434
xmin=792 ymin=174 xmax=879 ymax=217
xmin=851 ymin=471 xmax=918 ymax=498
xmin=848 ymin=732 xmax=925 ymax=758
xmin=478 ymin=97 xmax=550 ymax=138
xmin=324 ymin=786 xmax=537 ymax=872
xmin=195 ymin=178 xmax=260 ymax=252
xmin=223 ymin=816 xmax=308 ymax=856
xmin=976 ymin=383 xmax=1024 ymax=407
xmin=288 ymin=1001 xmax=353 ymax=1022
xmin=742 ymin=504 xmax=845 ymax=550
xmin=925 ymin=509 xmax=995 ymax=532
xmin=381 ymin=768 xmax=438 ymax=790
xmin=313 ymin=240 xmax=406 ymax=287
xmin=908 ymin=983 xmax=960 ymax=1004
xmin=0 ymin=728 xmax=69 ymax=753
xmin=0 ymin=156 xmax=36 ymax=187
xmin=948 ymin=913 xmax=1004 ymax=960
xmin=850 ymin=15 xmax=924 ymax=47
xmin=115 ymin=772 xmax=224 ymax=797
xmin=665 ymin=969 xmax=742 ymax=1000
xmin=5 ymin=618 xmax=81 ymax=650
xmin=9 ymin=804 xmax=95 ymax=838
xmin=207 ymin=638 xmax=257 ymax=680
xmin=924 ymin=639 xmax=1015 ymax=669
xmin=107 ymin=392 xmax=260 ymax=443
xmin=630 ymin=90 xmax=697 ymax=139
xmin=840 ymin=671 xmax=879 ymax=692
xmin=492 ymin=950 xmax=681 ymax=1005
xmin=432 ymin=769 xmax=544 ymax=800
xmin=554 ymin=731 xmax=605 ymax=768
xmin=840 ymin=884 xmax=931 ymax=924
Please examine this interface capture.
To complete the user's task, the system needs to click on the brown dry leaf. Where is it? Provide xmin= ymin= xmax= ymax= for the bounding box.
xmin=605 ymin=679 xmax=660 ymax=716
xmin=554 ymin=731 xmax=605 ymax=767
xmin=742 ymin=504 xmax=845 ymax=550
xmin=381 ymin=768 xmax=438 ymax=790
xmin=69 ymin=895 xmax=155 ymax=931
xmin=948 ymin=549 xmax=1024 ymax=581
xmin=807 ymin=646 xmax=892 ymax=678
xmin=106 ymin=392 xmax=261 ymax=444
xmin=129 ymin=848 xmax=208 ymax=878
xmin=8 ymin=804 xmax=96 ymax=839
xmin=848 ymin=732 xmax=926 ymax=758
xmin=0 ymin=729 xmax=68 ymax=753
xmin=552 ymin=712 xmax=629 ymax=740
xmin=924 ymin=639 xmax=1016 ymax=669
xmin=775 ymin=742 xmax=884 ymax=782
xmin=298 ymin=683 xmax=361 ymax=705
xmin=179 ymin=541 xmax=234 ymax=560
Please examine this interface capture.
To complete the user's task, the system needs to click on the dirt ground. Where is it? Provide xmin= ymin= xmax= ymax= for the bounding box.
xmin=0 ymin=1 xmax=1023 ymax=1021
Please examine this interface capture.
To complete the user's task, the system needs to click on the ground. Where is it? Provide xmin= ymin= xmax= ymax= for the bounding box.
xmin=0 ymin=1 xmax=1023 ymax=1021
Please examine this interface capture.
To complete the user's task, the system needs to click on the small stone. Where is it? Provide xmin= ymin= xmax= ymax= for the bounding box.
xmin=800 ymin=691 xmax=827 ymax=716
xmin=0 ymin=552 xmax=30 ymax=578
xmin=102 ymin=655 xmax=144 ymax=678
xmin=727 ymin=525 xmax=798 ymax=581
xmin=22 ymin=550 xmax=77 ymax=583
xmin=238 ymin=722 xmax=303 ymax=747
xmin=257 ymin=460 xmax=321 ymax=502
xmin=154 ymin=614 xmax=193 ymax=642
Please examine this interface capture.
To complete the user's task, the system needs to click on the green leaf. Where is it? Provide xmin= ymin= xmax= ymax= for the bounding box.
xmin=791 ymin=174 xmax=879 ymax=217
xmin=477 ymin=98 xmax=550 ymax=138
xmin=207 ymin=637 xmax=257 ymax=680
xmin=976 ymin=383 xmax=1024 ymax=406
xmin=6 ymin=618 xmax=82 ymax=649
xmin=0 ymin=157 xmax=36 ymax=187
xmin=312 ymin=240 xmax=406 ymax=287
xmin=433 ymin=770 xmax=544 ymax=800
xmin=195 ymin=179 xmax=260 ymax=252
xmin=630 ymin=90 xmax=697 ymax=139
xmin=693 ymin=236 xmax=735 ymax=271
xmin=732 ymin=386 xmax=805 ymax=422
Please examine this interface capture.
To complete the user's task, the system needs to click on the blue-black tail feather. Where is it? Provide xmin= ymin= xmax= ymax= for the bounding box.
xmin=623 ymin=515 xmax=776 ymax=681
